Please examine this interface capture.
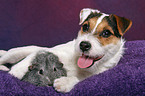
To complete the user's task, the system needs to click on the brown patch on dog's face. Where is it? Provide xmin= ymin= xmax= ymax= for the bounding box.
xmin=95 ymin=18 xmax=120 ymax=46
xmin=79 ymin=13 xmax=132 ymax=46
xmin=97 ymin=35 xmax=120 ymax=46
xmin=95 ymin=18 xmax=114 ymax=35
xmin=80 ymin=17 xmax=98 ymax=34
xmin=80 ymin=16 xmax=120 ymax=46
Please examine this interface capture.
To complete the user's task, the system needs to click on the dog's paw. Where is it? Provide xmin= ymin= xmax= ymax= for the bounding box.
xmin=53 ymin=76 xmax=79 ymax=93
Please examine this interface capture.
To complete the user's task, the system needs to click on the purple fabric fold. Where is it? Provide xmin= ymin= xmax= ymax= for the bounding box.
xmin=0 ymin=40 xmax=145 ymax=96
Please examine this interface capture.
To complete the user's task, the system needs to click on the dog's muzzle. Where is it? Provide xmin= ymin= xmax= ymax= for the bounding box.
xmin=77 ymin=41 xmax=104 ymax=68
xmin=79 ymin=41 xmax=91 ymax=52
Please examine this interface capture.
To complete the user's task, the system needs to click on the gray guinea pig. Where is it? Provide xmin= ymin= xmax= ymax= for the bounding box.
xmin=21 ymin=51 xmax=67 ymax=86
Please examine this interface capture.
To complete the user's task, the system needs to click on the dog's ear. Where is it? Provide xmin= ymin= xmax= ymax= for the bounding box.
xmin=79 ymin=8 xmax=100 ymax=25
xmin=111 ymin=14 xmax=132 ymax=36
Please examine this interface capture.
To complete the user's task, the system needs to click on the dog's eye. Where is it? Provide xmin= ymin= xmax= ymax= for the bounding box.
xmin=39 ymin=69 xmax=44 ymax=75
xmin=82 ymin=24 xmax=89 ymax=32
xmin=100 ymin=30 xmax=112 ymax=38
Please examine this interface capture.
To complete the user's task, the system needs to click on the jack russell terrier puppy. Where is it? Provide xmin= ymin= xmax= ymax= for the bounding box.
xmin=0 ymin=8 xmax=132 ymax=93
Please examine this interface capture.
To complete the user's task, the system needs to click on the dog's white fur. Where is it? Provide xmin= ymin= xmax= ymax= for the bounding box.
xmin=0 ymin=8 xmax=128 ymax=93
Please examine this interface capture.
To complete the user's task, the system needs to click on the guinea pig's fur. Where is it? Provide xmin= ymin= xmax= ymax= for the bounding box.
xmin=22 ymin=51 xmax=67 ymax=86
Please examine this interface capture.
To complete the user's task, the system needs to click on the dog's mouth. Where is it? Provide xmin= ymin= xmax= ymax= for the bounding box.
xmin=77 ymin=54 xmax=104 ymax=68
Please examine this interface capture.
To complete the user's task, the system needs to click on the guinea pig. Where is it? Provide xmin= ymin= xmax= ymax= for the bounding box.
xmin=21 ymin=51 xmax=67 ymax=86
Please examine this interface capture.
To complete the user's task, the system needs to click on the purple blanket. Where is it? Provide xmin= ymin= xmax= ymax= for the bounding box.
xmin=0 ymin=40 xmax=145 ymax=96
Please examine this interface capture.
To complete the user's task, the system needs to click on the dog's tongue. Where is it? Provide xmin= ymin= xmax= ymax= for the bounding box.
xmin=77 ymin=55 xmax=93 ymax=68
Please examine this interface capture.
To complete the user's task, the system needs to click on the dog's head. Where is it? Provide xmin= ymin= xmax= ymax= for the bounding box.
xmin=75 ymin=8 xmax=132 ymax=71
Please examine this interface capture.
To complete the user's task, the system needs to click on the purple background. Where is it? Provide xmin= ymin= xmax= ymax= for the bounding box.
xmin=0 ymin=0 xmax=145 ymax=50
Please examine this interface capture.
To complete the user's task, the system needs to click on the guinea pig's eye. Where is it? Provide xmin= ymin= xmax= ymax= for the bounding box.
xmin=53 ymin=67 xmax=57 ymax=71
xmin=100 ymin=30 xmax=112 ymax=38
xmin=39 ymin=69 xmax=44 ymax=75
xmin=82 ymin=23 xmax=89 ymax=32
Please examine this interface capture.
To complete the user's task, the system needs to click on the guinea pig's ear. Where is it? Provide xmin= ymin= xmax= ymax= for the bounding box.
xmin=56 ymin=62 xmax=63 ymax=68
xmin=28 ymin=64 xmax=36 ymax=71
xmin=79 ymin=8 xmax=100 ymax=25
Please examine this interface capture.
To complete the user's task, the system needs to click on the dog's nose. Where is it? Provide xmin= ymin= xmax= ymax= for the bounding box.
xmin=80 ymin=41 xmax=91 ymax=52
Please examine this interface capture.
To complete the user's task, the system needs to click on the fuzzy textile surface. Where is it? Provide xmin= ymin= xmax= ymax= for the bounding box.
xmin=0 ymin=40 xmax=145 ymax=96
